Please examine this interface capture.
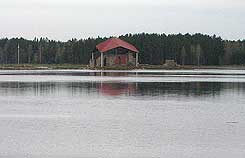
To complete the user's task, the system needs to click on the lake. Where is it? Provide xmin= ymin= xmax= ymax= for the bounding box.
xmin=0 ymin=69 xmax=245 ymax=158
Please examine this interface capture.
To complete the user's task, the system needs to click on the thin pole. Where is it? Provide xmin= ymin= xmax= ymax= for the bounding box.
xmin=92 ymin=52 xmax=94 ymax=67
xmin=136 ymin=52 xmax=139 ymax=67
xmin=101 ymin=52 xmax=103 ymax=67
xmin=17 ymin=44 xmax=20 ymax=64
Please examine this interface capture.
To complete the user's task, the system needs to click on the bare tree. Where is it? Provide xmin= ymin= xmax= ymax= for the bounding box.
xmin=190 ymin=44 xmax=196 ymax=65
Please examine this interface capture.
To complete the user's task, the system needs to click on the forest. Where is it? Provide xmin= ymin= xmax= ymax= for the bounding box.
xmin=0 ymin=33 xmax=244 ymax=65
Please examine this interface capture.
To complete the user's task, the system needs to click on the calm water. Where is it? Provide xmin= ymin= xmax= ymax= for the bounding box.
xmin=0 ymin=69 xmax=245 ymax=158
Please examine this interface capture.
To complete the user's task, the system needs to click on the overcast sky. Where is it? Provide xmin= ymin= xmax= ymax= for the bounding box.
xmin=0 ymin=0 xmax=244 ymax=41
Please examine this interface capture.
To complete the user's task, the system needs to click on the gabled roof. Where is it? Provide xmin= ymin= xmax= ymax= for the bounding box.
xmin=96 ymin=37 xmax=139 ymax=53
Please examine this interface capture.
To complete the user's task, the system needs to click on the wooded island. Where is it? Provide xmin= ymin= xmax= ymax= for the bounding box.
xmin=0 ymin=33 xmax=244 ymax=67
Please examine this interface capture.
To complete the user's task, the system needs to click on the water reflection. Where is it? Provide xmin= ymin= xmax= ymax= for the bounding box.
xmin=0 ymin=82 xmax=245 ymax=98
xmin=98 ymin=83 xmax=136 ymax=96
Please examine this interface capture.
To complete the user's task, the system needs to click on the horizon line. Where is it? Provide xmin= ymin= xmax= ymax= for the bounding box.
xmin=0 ymin=32 xmax=244 ymax=42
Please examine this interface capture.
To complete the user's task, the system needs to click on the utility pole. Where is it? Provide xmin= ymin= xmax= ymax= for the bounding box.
xmin=17 ymin=43 xmax=20 ymax=64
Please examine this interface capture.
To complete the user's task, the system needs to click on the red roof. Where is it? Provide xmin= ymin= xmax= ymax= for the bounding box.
xmin=96 ymin=37 xmax=139 ymax=53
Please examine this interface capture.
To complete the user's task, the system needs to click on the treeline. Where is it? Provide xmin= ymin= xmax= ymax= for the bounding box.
xmin=0 ymin=33 xmax=244 ymax=65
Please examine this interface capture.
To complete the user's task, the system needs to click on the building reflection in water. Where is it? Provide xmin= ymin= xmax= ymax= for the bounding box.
xmin=0 ymin=82 xmax=245 ymax=98
xmin=97 ymin=82 xmax=136 ymax=96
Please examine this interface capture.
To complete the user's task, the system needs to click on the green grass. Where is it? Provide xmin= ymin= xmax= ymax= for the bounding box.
xmin=0 ymin=64 xmax=244 ymax=70
xmin=0 ymin=64 xmax=88 ymax=70
xmin=91 ymin=65 xmax=138 ymax=70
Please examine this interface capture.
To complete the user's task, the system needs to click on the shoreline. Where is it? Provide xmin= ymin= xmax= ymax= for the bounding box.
xmin=0 ymin=64 xmax=244 ymax=70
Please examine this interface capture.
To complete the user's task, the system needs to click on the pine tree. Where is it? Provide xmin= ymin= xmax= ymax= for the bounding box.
xmin=27 ymin=44 xmax=33 ymax=64
xmin=0 ymin=47 xmax=3 ymax=64
xmin=181 ymin=46 xmax=186 ymax=65
xmin=196 ymin=44 xmax=202 ymax=66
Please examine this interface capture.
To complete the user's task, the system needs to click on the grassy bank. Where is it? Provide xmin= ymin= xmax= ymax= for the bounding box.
xmin=0 ymin=64 xmax=244 ymax=70
xmin=0 ymin=64 xmax=88 ymax=70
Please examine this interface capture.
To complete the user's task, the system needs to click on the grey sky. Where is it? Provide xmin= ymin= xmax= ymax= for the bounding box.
xmin=0 ymin=0 xmax=244 ymax=41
